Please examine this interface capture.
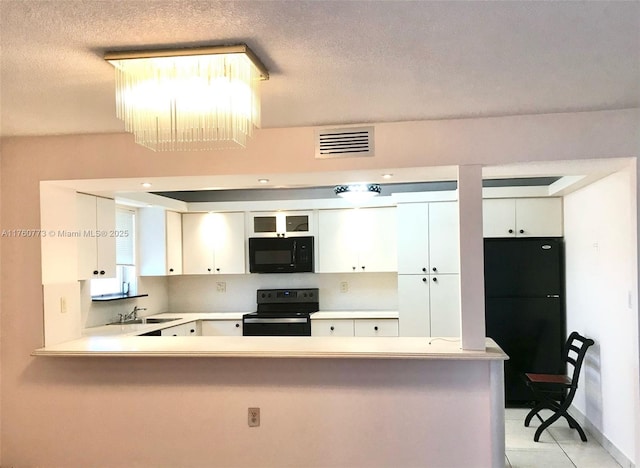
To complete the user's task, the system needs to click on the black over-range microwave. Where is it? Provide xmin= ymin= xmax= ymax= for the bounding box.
xmin=249 ymin=236 xmax=314 ymax=273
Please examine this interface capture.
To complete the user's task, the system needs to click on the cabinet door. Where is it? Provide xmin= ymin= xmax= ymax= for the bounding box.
xmin=212 ymin=212 xmax=245 ymax=274
xmin=354 ymin=319 xmax=399 ymax=337
xmin=356 ymin=207 xmax=398 ymax=272
xmin=165 ymin=211 xmax=183 ymax=275
xmin=515 ymin=198 xmax=563 ymax=237
xmin=201 ymin=320 xmax=242 ymax=336
xmin=311 ymin=319 xmax=354 ymax=337
xmin=182 ymin=213 xmax=215 ymax=274
xmin=397 ymin=203 xmax=429 ymax=274
xmin=250 ymin=211 xmax=312 ymax=237
xmin=430 ymin=274 xmax=460 ymax=337
xmin=483 ymin=199 xmax=516 ymax=238
xmin=429 ymin=202 xmax=459 ymax=274
xmin=397 ymin=275 xmax=430 ymax=337
xmin=318 ymin=209 xmax=359 ymax=273
xmin=161 ymin=323 xmax=189 ymax=336
xmin=95 ymin=197 xmax=116 ymax=277
xmin=77 ymin=194 xmax=116 ymax=279
xmin=77 ymin=193 xmax=98 ymax=279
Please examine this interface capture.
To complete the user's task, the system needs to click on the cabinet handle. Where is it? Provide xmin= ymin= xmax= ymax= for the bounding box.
xmin=352 ymin=266 xmax=356 ymax=271
xmin=432 ymin=267 xmax=437 ymax=272
xmin=330 ymin=326 xmax=335 ymax=331
xmin=207 ymin=268 xmax=211 ymax=272
xmin=361 ymin=266 xmax=365 ymax=271
xmin=519 ymin=229 xmax=524 ymax=234
xmin=432 ymin=277 xmax=438 ymax=282
xmin=169 ymin=268 xmax=174 ymax=272
xmin=235 ymin=323 xmax=240 ymax=328
xmin=93 ymin=270 xmax=99 ymax=275
xmin=190 ymin=329 xmax=195 ymax=333
xmin=508 ymin=229 xmax=514 ymax=234
xmin=216 ymin=268 xmax=220 ymax=272
xmin=374 ymin=326 xmax=379 ymax=331
xmin=99 ymin=270 xmax=105 ymax=275
xmin=422 ymin=277 xmax=427 ymax=282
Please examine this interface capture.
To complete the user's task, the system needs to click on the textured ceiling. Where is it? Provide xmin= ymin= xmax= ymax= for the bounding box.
xmin=1 ymin=0 xmax=638 ymax=138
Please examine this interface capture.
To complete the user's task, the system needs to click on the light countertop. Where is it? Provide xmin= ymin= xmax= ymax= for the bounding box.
xmin=35 ymin=310 xmax=505 ymax=360
xmin=33 ymin=335 xmax=507 ymax=360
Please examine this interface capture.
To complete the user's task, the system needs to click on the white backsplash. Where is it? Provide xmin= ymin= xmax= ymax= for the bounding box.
xmin=168 ymin=273 xmax=398 ymax=313
xmin=81 ymin=276 xmax=170 ymax=328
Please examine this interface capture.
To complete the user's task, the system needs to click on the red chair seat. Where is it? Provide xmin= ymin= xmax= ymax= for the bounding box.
xmin=525 ymin=373 xmax=571 ymax=385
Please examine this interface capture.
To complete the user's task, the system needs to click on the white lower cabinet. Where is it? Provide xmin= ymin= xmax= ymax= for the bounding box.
xmin=311 ymin=319 xmax=354 ymax=337
xmin=201 ymin=320 xmax=243 ymax=336
xmin=398 ymin=275 xmax=430 ymax=337
xmin=354 ymin=319 xmax=399 ymax=337
xmin=312 ymin=318 xmax=398 ymax=337
xmin=398 ymin=274 xmax=460 ymax=337
xmin=161 ymin=321 xmax=199 ymax=336
xmin=429 ymin=274 xmax=460 ymax=337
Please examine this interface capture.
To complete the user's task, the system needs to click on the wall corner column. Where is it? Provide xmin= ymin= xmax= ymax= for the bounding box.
xmin=458 ymin=165 xmax=486 ymax=350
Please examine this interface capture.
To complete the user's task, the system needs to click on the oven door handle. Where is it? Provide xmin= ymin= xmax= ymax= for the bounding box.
xmin=244 ymin=317 xmax=308 ymax=324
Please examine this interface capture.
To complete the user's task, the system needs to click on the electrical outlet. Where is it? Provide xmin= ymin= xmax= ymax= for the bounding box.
xmin=248 ymin=407 xmax=260 ymax=427
xmin=340 ymin=281 xmax=349 ymax=293
xmin=216 ymin=282 xmax=226 ymax=293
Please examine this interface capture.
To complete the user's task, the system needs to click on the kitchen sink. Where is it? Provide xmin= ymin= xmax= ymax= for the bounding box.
xmin=143 ymin=318 xmax=180 ymax=324
xmin=107 ymin=317 xmax=180 ymax=325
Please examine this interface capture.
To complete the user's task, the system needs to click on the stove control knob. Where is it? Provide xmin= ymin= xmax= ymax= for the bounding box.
xmin=261 ymin=293 xmax=266 ymax=298
xmin=309 ymin=292 xmax=314 ymax=297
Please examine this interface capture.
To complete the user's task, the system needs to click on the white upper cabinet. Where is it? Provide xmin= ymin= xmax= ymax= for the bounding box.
xmin=138 ymin=207 xmax=183 ymax=276
xmin=483 ymin=198 xmax=563 ymax=238
xmin=397 ymin=201 xmax=459 ymax=274
xmin=396 ymin=203 xmax=429 ymax=275
xmin=249 ymin=211 xmax=313 ymax=237
xmin=76 ymin=193 xmax=116 ymax=280
xmin=318 ymin=207 xmax=397 ymax=273
xmin=182 ymin=212 xmax=245 ymax=275
xmin=428 ymin=202 xmax=460 ymax=274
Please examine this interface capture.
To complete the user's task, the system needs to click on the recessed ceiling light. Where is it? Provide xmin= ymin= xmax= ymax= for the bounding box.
xmin=258 ymin=179 xmax=269 ymax=184
xmin=141 ymin=182 xmax=152 ymax=188
xmin=382 ymin=173 xmax=393 ymax=179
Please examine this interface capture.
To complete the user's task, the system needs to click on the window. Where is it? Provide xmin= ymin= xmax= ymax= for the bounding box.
xmin=90 ymin=208 xmax=137 ymax=296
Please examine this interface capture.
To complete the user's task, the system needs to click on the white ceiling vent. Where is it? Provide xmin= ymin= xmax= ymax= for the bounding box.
xmin=315 ymin=126 xmax=375 ymax=159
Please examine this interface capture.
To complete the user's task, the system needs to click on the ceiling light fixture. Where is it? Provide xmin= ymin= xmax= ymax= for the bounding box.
xmin=105 ymin=44 xmax=269 ymax=152
xmin=141 ymin=182 xmax=152 ymax=188
xmin=258 ymin=178 xmax=269 ymax=184
xmin=334 ymin=183 xmax=382 ymax=202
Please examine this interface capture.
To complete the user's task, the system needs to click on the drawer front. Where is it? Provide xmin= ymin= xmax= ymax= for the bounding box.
xmin=161 ymin=323 xmax=188 ymax=336
xmin=354 ymin=319 xmax=399 ymax=337
xmin=201 ymin=320 xmax=243 ymax=336
xmin=311 ymin=319 xmax=354 ymax=337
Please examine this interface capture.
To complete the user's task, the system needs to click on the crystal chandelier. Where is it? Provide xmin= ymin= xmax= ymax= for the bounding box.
xmin=105 ymin=44 xmax=269 ymax=151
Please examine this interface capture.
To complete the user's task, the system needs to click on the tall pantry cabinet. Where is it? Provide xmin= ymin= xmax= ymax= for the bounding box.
xmin=397 ymin=202 xmax=460 ymax=337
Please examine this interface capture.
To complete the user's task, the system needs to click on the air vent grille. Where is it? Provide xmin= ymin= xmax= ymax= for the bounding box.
xmin=315 ymin=126 xmax=374 ymax=159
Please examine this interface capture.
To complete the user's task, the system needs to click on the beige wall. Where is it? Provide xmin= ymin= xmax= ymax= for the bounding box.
xmin=1 ymin=109 xmax=639 ymax=466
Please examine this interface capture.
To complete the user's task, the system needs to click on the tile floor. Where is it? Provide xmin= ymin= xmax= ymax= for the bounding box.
xmin=505 ymin=408 xmax=623 ymax=468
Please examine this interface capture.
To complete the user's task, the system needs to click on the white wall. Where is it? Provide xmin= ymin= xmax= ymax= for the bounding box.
xmin=564 ymin=164 xmax=639 ymax=464
xmin=168 ymin=272 xmax=397 ymax=313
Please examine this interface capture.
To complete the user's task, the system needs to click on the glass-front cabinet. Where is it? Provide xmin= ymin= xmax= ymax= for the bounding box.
xmin=249 ymin=211 xmax=313 ymax=237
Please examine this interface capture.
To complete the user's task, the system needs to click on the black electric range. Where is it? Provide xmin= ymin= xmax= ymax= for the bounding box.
xmin=242 ymin=288 xmax=319 ymax=336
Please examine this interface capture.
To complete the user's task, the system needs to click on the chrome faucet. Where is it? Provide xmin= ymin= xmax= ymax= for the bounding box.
xmin=120 ymin=306 xmax=147 ymax=322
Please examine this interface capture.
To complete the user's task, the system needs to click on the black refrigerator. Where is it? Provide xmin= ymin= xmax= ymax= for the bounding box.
xmin=484 ymin=237 xmax=566 ymax=405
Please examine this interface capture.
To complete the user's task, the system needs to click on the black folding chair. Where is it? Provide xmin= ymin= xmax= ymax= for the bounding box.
xmin=523 ymin=331 xmax=595 ymax=442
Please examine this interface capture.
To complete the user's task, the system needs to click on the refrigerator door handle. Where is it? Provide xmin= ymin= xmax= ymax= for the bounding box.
xmin=546 ymin=294 xmax=560 ymax=298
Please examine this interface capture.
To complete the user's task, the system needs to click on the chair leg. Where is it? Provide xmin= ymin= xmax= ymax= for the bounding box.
xmin=532 ymin=398 xmax=588 ymax=442
xmin=524 ymin=401 xmax=547 ymax=427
